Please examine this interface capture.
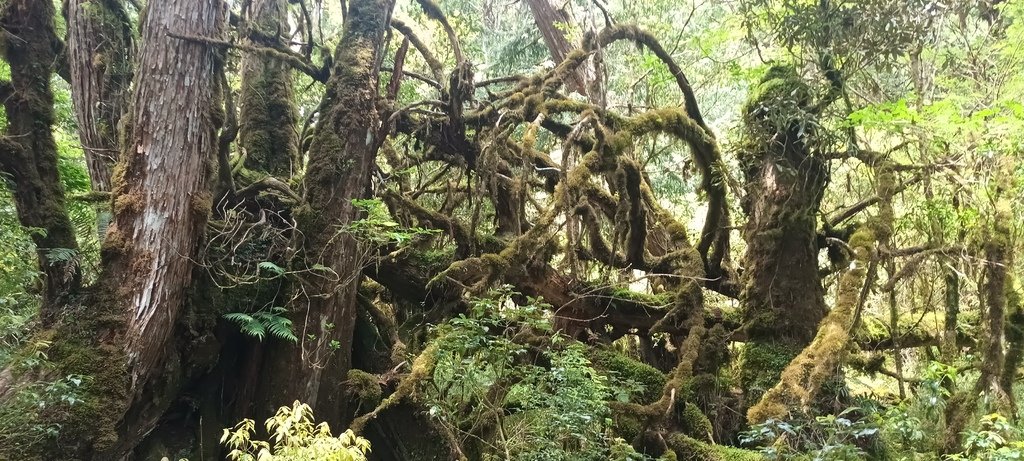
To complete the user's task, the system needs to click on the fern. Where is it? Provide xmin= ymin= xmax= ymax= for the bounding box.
xmin=257 ymin=261 xmax=286 ymax=277
xmin=224 ymin=307 xmax=297 ymax=342
xmin=45 ymin=248 xmax=78 ymax=266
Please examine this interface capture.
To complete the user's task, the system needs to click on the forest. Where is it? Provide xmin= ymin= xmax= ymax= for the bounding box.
xmin=0 ymin=0 xmax=1022 ymax=459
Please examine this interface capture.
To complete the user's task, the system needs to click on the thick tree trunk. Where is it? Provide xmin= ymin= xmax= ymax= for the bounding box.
xmin=0 ymin=0 xmax=81 ymax=322
xmin=238 ymin=0 xmax=299 ymax=177
xmin=92 ymin=0 xmax=226 ymax=456
xmin=257 ymin=0 xmax=394 ymax=425
xmin=107 ymin=0 xmax=225 ymax=400
xmin=737 ymin=67 xmax=829 ymax=402
xmin=0 ymin=1 xmax=226 ymax=458
xmin=67 ymin=0 xmax=133 ymax=194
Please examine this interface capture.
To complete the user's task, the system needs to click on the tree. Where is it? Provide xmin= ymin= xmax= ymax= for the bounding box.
xmin=256 ymin=0 xmax=395 ymax=425
xmin=1 ymin=0 xmax=1024 ymax=460
xmin=66 ymin=0 xmax=133 ymax=195
xmin=0 ymin=0 xmax=81 ymax=323
xmin=0 ymin=0 xmax=227 ymax=457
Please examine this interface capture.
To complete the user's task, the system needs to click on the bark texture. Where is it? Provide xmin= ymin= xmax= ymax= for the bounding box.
xmin=90 ymin=0 xmax=227 ymax=456
xmin=258 ymin=0 xmax=394 ymax=425
xmin=67 ymin=0 xmax=134 ymax=193
xmin=108 ymin=0 xmax=225 ymax=394
xmin=0 ymin=0 xmax=81 ymax=322
xmin=525 ymin=0 xmax=601 ymax=104
xmin=238 ymin=0 xmax=299 ymax=177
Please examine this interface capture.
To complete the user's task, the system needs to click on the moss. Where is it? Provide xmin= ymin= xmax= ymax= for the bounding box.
xmin=741 ymin=65 xmax=811 ymax=138
xmin=680 ymin=402 xmax=714 ymax=443
xmin=747 ymin=225 xmax=872 ymax=424
xmin=593 ymin=348 xmax=667 ymax=405
xmin=350 ymin=342 xmax=439 ymax=434
xmin=238 ymin=49 xmax=300 ymax=177
xmin=738 ymin=342 xmax=798 ymax=402
xmin=113 ymin=192 xmax=144 ymax=215
xmin=665 ymin=433 xmax=765 ymax=461
xmin=0 ymin=285 xmax=132 ymax=458
xmin=190 ymin=190 xmax=212 ymax=217
xmin=347 ymin=369 xmax=383 ymax=407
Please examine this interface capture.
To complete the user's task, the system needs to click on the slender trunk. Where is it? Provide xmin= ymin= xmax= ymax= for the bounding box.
xmin=67 ymin=0 xmax=134 ymax=194
xmin=0 ymin=0 xmax=81 ymax=323
xmin=238 ymin=0 xmax=299 ymax=177
xmin=942 ymin=156 xmax=1016 ymax=452
xmin=258 ymin=0 xmax=394 ymax=425
xmin=942 ymin=262 xmax=960 ymax=361
xmin=978 ymin=157 xmax=1014 ymax=409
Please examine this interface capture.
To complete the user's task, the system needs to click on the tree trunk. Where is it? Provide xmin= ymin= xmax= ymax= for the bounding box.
xmin=0 ymin=0 xmax=226 ymax=458
xmin=238 ymin=0 xmax=299 ymax=177
xmin=67 ymin=0 xmax=134 ymax=194
xmin=257 ymin=0 xmax=394 ymax=425
xmin=0 ymin=0 xmax=82 ymax=323
xmin=525 ymin=0 xmax=601 ymax=104
xmin=737 ymin=66 xmax=829 ymax=403
xmin=93 ymin=0 xmax=226 ymax=456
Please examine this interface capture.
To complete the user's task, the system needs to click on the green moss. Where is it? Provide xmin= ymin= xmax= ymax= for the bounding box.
xmin=680 ymin=403 xmax=714 ymax=442
xmin=738 ymin=342 xmax=797 ymax=401
xmin=593 ymin=348 xmax=667 ymax=405
xmin=665 ymin=433 xmax=765 ymax=461
xmin=347 ymin=369 xmax=383 ymax=407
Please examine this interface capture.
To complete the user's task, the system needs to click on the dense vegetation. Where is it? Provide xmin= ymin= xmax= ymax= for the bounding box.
xmin=0 ymin=0 xmax=1023 ymax=459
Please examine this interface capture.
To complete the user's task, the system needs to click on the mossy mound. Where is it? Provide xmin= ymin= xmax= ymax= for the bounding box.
xmin=738 ymin=342 xmax=797 ymax=401
xmin=592 ymin=348 xmax=667 ymax=405
xmin=665 ymin=433 xmax=765 ymax=461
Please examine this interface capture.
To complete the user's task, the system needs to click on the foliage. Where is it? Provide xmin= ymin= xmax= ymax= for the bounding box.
xmin=0 ymin=339 xmax=91 ymax=455
xmin=947 ymin=414 xmax=1024 ymax=461
xmin=421 ymin=287 xmax=634 ymax=460
xmin=347 ymin=198 xmax=438 ymax=247
xmin=740 ymin=407 xmax=881 ymax=461
xmin=221 ymin=401 xmax=371 ymax=461
xmin=224 ymin=306 xmax=298 ymax=342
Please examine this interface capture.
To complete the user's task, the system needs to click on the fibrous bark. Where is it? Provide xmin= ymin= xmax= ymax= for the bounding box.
xmin=67 ymin=0 xmax=133 ymax=194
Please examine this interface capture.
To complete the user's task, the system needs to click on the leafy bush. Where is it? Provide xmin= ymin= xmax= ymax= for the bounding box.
xmin=946 ymin=414 xmax=1024 ymax=461
xmin=740 ymin=407 xmax=880 ymax=461
xmin=421 ymin=287 xmax=639 ymax=460
xmin=221 ymin=401 xmax=371 ymax=461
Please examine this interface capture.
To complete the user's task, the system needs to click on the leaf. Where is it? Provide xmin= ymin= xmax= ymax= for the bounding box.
xmin=258 ymin=261 xmax=286 ymax=276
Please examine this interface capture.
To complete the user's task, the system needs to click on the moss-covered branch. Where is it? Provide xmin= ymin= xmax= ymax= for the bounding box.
xmin=747 ymin=226 xmax=875 ymax=424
